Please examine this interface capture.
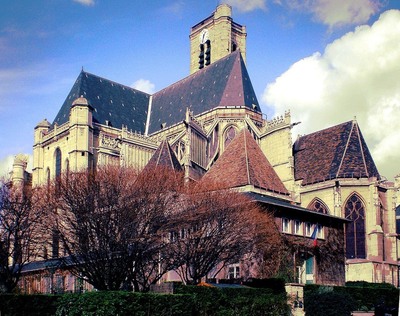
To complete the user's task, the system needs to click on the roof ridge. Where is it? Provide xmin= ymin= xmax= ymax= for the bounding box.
xmin=336 ymin=121 xmax=354 ymax=178
xmin=244 ymin=130 xmax=251 ymax=185
xmin=80 ymin=70 xmax=151 ymax=95
xmin=355 ymin=123 xmax=370 ymax=177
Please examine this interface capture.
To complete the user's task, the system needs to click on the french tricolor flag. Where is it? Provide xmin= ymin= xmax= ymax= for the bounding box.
xmin=310 ymin=225 xmax=318 ymax=247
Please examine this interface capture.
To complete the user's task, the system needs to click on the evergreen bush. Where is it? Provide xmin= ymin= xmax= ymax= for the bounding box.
xmin=304 ymin=283 xmax=399 ymax=316
xmin=0 ymin=294 xmax=58 ymax=316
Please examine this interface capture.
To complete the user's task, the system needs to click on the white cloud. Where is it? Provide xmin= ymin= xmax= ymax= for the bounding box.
xmin=0 ymin=154 xmax=33 ymax=179
xmin=73 ymin=0 xmax=95 ymax=6
xmin=262 ymin=9 xmax=400 ymax=179
xmin=163 ymin=1 xmax=185 ymax=15
xmin=131 ymin=79 xmax=156 ymax=94
xmin=0 ymin=155 xmax=14 ymax=178
xmin=280 ymin=0 xmax=384 ymax=28
xmin=223 ymin=0 xmax=267 ymax=12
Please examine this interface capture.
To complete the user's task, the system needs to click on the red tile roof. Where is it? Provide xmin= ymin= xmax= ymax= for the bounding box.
xmin=145 ymin=140 xmax=182 ymax=172
xmin=294 ymin=120 xmax=380 ymax=185
xmin=202 ymin=128 xmax=289 ymax=195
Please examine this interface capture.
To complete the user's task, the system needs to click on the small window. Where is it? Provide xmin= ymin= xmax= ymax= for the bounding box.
xmin=317 ymin=224 xmax=323 ymax=239
xmin=305 ymin=222 xmax=312 ymax=237
xmin=228 ymin=264 xmax=240 ymax=279
xmin=294 ymin=220 xmax=302 ymax=235
xmin=169 ymin=231 xmax=177 ymax=242
xmin=282 ymin=218 xmax=291 ymax=233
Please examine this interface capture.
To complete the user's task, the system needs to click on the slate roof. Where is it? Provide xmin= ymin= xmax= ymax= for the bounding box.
xmin=246 ymin=192 xmax=348 ymax=224
xmin=202 ymin=128 xmax=289 ymax=195
xmin=294 ymin=120 xmax=380 ymax=185
xmin=52 ymin=71 xmax=150 ymax=133
xmin=145 ymin=140 xmax=182 ymax=172
xmin=148 ymin=50 xmax=260 ymax=134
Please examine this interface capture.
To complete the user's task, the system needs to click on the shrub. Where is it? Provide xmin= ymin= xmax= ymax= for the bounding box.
xmin=304 ymin=283 xmax=399 ymax=315
xmin=56 ymin=291 xmax=193 ymax=316
xmin=176 ymin=285 xmax=290 ymax=315
xmin=304 ymin=290 xmax=357 ymax=316
xmin=0 ymin=294 xmax=59 ymax=316
xmin=242 ymin=278 xmax=286 ymax=294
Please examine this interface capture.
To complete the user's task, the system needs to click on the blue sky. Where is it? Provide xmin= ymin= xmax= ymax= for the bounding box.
xmin=1 ymin=0 xmax=400 ymax=180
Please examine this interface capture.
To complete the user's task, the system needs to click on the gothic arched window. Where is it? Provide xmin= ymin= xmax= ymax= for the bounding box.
xmin=55 ymin=148 xmax=62 ymax=178
xmin=344 ymin=194 xmax=366 ymax=259
xmin=224 ymin=126 xmax=237 ymax=149
xmin=307 ymin=198 xmax=329 ymax=214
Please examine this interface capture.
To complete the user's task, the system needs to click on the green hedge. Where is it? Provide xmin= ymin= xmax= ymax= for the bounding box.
xmin=176 ymin=285 xmax=289 ymax=315
xmin=56 ymin=291 xmax=193 ymax=316
xmin=0 ymin=286 xmax=289 ymax=316
xmin=304 ymin=283 xmax=399 ymax=316
xmin=0 ymin=294 xmax=59 ymax=316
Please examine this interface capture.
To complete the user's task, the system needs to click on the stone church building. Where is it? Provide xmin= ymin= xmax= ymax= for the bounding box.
xmin=13 ymin=4 xmax=399 ymax=290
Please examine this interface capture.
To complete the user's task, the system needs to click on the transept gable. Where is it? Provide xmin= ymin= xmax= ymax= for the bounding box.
xmin=294 ymin=120 xmax=380 ymax=185
xmin=52 ymin=71 xmax=150 ymax=133
xmin=202 ymin=128 xmax=289 ymax=195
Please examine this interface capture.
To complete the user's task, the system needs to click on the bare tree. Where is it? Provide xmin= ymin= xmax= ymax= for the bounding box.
xmin=46 ymin=165 xmax=182 ymax=291
xmin=167 ymin=181 xmax=276 ymax=285
xmin=240 ymin=207 xmax=284 ymax=280
xmin=0 ymin=179 xmax=44 ymax=293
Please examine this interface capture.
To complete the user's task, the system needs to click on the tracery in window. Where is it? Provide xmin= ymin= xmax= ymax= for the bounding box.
xmin=224 ymin=125 xmax=237 ymax=149
xmin=307 ymin=198 xmax=329 ymax=214
xmin=344 ymin=193 xmax=366 ymax=259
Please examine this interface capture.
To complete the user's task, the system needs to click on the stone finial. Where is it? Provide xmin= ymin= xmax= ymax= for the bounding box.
xmin=35 ymin=118 xmax=51 ymax=129
xmin=72 ymin=95 xmax=89 ymax=107
xmin=14 ymin=154 xmax=29 ymax=167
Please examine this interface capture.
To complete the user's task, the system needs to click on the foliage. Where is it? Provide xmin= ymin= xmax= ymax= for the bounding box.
xmin=0 ymin=179 xmax=45 ymax=293
xmin=345 ymin=281 xmax=396 ymax=289
xmin=279 ymin=224 xmax=345 ymax=285
xmin=56 ymin=291 xmax=195 ymax=316
xmin=304 ymin=283 xmax=400 ymax=315
xmin=0 ymin=293 xmax=58 ymax=316
xmin=175 ymin=285 xmax=290 ymax=315
xmin=304 ymin=290 xmax=357 ymax=316
xmin=0 ymin=286 xmax=289 ymax=315
xmin=242 ymin=278 xmax=286 ymax=294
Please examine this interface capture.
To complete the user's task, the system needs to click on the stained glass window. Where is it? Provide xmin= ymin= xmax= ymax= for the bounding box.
xmin=345 ymin=194 xmax=366 ymax=259
xmin=224 ymin=126 xmax=237 ymax=149
xmin=55 ymin=148 xmax=62 ymax=178
xmin=308 ymin=198 xmax=329 ymax=214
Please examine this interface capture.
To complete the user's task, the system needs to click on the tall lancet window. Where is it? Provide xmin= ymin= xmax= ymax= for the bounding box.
xmin=199 ymin=44 xmax=205 ymax=69
xmin=55 ymin=148 xmax=62 ymax=178
xmin=205 ymin=40 xmax=211 ymax=66
xmin=344 ymin=194 xmax=366 ymax=259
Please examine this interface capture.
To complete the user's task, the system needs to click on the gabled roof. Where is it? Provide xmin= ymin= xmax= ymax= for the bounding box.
xmin=52 ymin=71 xmax=150 ymax=133
xmin=145 ymin=140 xmax=182 ymax=172
xmin=148 ymin=50 xmax=260 ymax=134
xmin=202 ymin=128 xmax=289 ymax=195
xmin=294 ymin=120 xmax=380 ymax=185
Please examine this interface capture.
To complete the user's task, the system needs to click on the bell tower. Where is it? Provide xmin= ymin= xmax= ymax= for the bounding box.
xmin=189 ymin=4 xmax=247 ymax=74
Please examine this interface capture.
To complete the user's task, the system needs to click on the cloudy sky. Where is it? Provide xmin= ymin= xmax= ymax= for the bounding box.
xmin=1 ymin=0 xmax=399 ymax=180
